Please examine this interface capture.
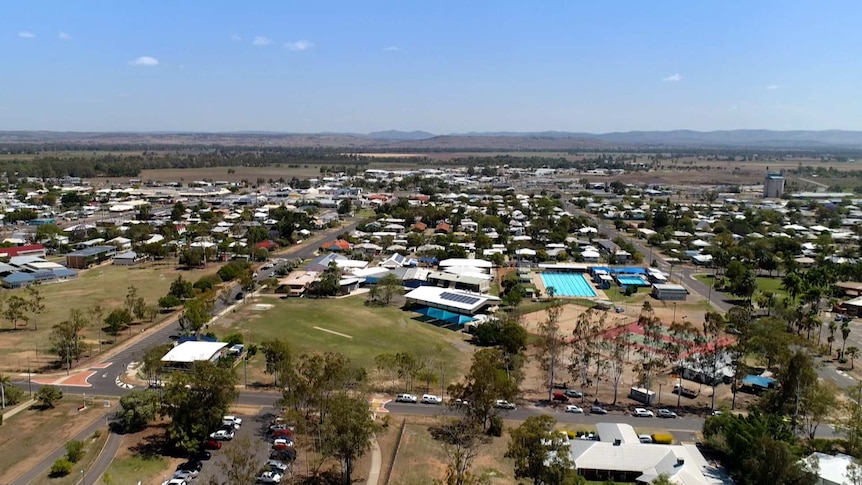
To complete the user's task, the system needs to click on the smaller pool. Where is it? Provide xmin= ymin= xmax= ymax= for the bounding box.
xmin=617 ymin=275 xmax=650 ymax=287
xmin=540 ymin=273 xmax=598 ymax=297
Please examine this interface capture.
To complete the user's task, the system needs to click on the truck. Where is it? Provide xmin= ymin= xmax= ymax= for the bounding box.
xmin=673 ymin=383 xmax=699 ymax=399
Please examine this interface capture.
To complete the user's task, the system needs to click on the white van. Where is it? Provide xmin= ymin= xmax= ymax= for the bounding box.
xmin=421 ymin=394 xmax=442 ymax=404
xmin=638 ymin=434 xmax=653 ymax=444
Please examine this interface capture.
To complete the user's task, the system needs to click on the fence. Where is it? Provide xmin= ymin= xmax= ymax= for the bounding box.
xmin=382 ymin=417 xmax=407 ymax=485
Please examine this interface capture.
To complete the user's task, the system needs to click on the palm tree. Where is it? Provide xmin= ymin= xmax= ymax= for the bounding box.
xmin=828 ymin=321 xmax=838 ymax=356
xmin=848 ymin=347 xmax=860 ymax=370
xmin=782 ymin=273 xmax=804 ymax=302
xmin=546 ymin=286 xmax=556 ymax=299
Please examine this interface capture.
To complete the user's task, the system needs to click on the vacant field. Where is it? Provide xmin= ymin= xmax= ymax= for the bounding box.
xmin=211 ymin=295 xmax=471 ymax=389
xmin=98 ymin=426 xmax=175 ymax=485
xmin=0 ymin=400 xmax=112 ymax=484
xmin=32 ymin=428 xmax=109 ymax=485
xmin=695 ymin=274 xmax=787 ymax=299
xmin=0 ymin=262 xmax=221 ymax=371
xmin=388 ymin=419 xmax=515 ymax=485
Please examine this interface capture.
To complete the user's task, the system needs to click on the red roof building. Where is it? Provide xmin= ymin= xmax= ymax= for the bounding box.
xmin=411 ymin=222 xmax=428 ymax=232
xmin=256 ymin=240 xmax=278 ymax=250
xmin=321 ymin=239 xmax=351 ymax=251
xmin=0 ymin=244 xmax=47 ymax=259
xmin=435 ymin=222 xmax=452 ymax=234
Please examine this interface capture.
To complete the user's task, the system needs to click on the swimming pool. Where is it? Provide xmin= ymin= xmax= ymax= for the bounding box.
xmin=540 ymin=273 xmax=598 ymax=297
xmin=617 ymin=275 xmax=650 ymax=287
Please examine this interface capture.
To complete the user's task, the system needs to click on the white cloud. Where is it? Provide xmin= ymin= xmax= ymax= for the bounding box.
xmin=129 ymin=56 xmax=159 ymax=67
xmin=18 ymin=31 xmax=36 ymax=39
xmin=383 ymin=46 xmax=400 ymax=52
xmin=285 ymin=40 xmax=314 ymax=51
xmin=662 ymin=73 xmax=682 ymax=82
xmin=253 ymin=36 xmax=271 ymax=46
xmin=766 ymin=84 xmax=780 ymax=90
xmin=58 ymin=31 xmax=72 ymax=41
xmin=230 ymin=33 xmax=242 ymax=42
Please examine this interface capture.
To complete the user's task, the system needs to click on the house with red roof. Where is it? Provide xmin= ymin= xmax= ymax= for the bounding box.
xmin=320 ymin=239 xmax=351 ymax=252
xmin=256 ymin=240 xmax=279 ymax=250
xmin=435 ymin=222 xmax=452 ymax=234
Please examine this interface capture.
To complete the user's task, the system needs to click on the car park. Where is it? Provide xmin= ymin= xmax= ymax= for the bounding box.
xmin=396 ymin=393 xmax=418 ymax=403
xmin=590 ymin=405 xmax=608 ymax=415
xmin=421 ymin=394 xmax=442 ymax=404
xmin=633 ymin=408 xmax=655 ymax=417
xmin=495 ymin=399 xmax=516 ymax=409
xmin=565 ymin=405 xmax=584 ymax=414
xmin=657 ymin=408 xmax=678 ymax=418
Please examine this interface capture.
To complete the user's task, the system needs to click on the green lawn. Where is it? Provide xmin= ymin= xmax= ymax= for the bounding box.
xmin=215 ymin=296 xmax=470 ymax=385
xmin=695 ymin=274 xmax=787 ymax=297
xmin=0 ymin=263 xmax=221 ymax=370
xmin=99 ymin=454 xmax=168 ymax=485
xmin=603 ymin=286 xmax=648 ymax=303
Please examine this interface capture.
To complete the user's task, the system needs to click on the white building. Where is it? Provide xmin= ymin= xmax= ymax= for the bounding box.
xmin=805 ymin=452 xmax=858 ymax=485
xmin=161 ymin=341 xmax=228 ymax=370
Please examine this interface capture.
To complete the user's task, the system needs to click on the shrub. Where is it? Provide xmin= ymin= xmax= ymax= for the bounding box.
xmin=35 ymin=385 xmax=63 ymax=408
xmin=2 ymin=385 xmax=25 ymax=406
xmin=50 ymin=458 xmax=73 ymax=477
xmin=158 ymin=294 xmax=181 ymax=309
xmin=224 ymin=333 xmax=244 ymax=347
xmin=488 ymin=415 xmax=503 ymax=437
xmin=92 ymin=429 xmax=102 ymax=438
xmin=65 ymin=440 xmax=85 ymax=463
xmin=652 ymin=433 xmax=674 ymax=444
xmin=194 ymin=274 xmax=222 ymax=292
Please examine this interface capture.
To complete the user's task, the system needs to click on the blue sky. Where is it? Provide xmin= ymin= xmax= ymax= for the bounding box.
xmin=2 ymin=1 xmax=861 ymax=133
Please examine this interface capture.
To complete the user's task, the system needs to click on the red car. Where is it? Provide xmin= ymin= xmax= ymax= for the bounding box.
xmin=271 ymin=428 xmax=294 ymax=440
xmin=203 ymin=439 xmax=222 ymax=450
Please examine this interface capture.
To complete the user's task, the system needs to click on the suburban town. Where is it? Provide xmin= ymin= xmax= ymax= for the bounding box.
xmin=1 ymin=152 xmax=862 ymax=485
xmin=4 ymin=2 xmax=862 ymax=484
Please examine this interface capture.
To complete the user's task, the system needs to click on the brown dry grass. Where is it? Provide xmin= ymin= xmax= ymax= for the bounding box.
xmin=0 ymin=400 xmax=112 ymax=484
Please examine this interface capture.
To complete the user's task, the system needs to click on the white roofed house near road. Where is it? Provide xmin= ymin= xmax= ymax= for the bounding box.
xmin=161 ymin=341 xmax=228 ymax=370
xmin=404 ymin=286 xmax=500 ymax=316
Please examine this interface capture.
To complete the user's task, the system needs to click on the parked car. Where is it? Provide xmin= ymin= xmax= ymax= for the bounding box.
xmin=267 ymin=459 xmax=290 ymax=472
xmin=270 ymin=449 xmax=298 ymax=462
xmin=615 ymin=306 xmax=625 ymax=313
xmin=565 ymin=405 xmax=584 ymax=414
xmin=564 ymin=389 xmax=583 ymax=398
xmin=552 ymin=392 xmax=569 ymax=402
xmin=421 ymin=394 xmax=442 ymax=404
xmin=161 ymin=479 xmax=187 ymax=485
xmin=711 ymin=410 xmax=723 ymax=416
xmin=202 ymin=439 xmax=222 ymax=450
xmin=209 ymin=429 xmax=235 ymax=440
xmin=235 ymin=292 xmax=245 ymax=300
xmin=639 ymin=434 xmax=654 ymax=444
xmin=177 ymin=461 xmax=202 ymax=476
xmin=495 ymin=399 xmax=516 ymax=409
xmin=173 ymin=470 xmax=195 ymax=481
xmin=223 ymin=415 xmax=243 ymax=428
xmin=633 ymin=408 xmax=655 ymax=418
xmin=453 ymin=398 xmax=469 ymax=407
xmin=193 ymin=451 xmax=211 ymax=461
xmin=273 ymin=438 xmax=294 ymax=451
xmin=657 ymin=408 xmax=678 ymax=419
xmin=590 ymin=405 xmax=608 ymax=415
xmin=396 ymin=393 xmax=418 ymax=403
xmin=257 ymin=470 xmax=283 ymax=483
xmin=271 ymin=428 xmax=294 ymax=440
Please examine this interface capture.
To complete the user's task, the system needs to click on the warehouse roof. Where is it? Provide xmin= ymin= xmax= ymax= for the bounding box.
xmin=161 ymin=341 xmax=228 ymax=363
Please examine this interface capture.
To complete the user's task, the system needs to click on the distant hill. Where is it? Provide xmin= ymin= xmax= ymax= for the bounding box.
xmin=2 ymin=129 xmax=862 ymax=149
xmin=367 ymin=130 xmax=436 ymax=141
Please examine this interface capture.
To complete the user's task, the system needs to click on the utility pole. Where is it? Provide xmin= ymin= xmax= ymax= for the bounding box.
xmin=28 ymin=357 xmax=32 ymax=396
xmin=440 ymin=363 xmax=445 ymax=400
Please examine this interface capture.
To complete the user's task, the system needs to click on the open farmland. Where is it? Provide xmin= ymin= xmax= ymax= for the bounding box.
xmin=210 ymin=295 xmax=471 ymax=389
xmin=0 ymin=262 xmax=221 ymax=371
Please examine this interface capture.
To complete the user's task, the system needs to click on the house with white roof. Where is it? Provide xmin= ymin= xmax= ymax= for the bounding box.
xmin=567 ymin=423 xmax=728 ymax=485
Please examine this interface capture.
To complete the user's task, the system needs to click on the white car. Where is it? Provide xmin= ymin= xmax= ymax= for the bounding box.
xmin=565 ymin=405 xmax=584 ymax=414
xmin=421 ymin=394 xmax=442 ymax=404
xmin=633 ymin=408 xmax=655 ymax=418
xmin=161 ymin=480 xmax=187 ymax=485
xmin=209 ymin=429 xmax=235 ymax=440
xmin=495 ymin=399 xmax=516 ymax=409
xmin=639 ymin=434 xmax=654 ymax=444
xmin=267 ymin=459 xmax=290 ymax=472
xmin=257 ymin=471 xmax=283 ymax=483
xmin=223 ymin=415 xmax=243 ymax=428
xmin=396 ymin=394 xmax=418 ymax=403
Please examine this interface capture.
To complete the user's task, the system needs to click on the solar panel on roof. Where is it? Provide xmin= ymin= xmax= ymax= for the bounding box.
xmin=440 ymin=291 xmax=480 ymax=305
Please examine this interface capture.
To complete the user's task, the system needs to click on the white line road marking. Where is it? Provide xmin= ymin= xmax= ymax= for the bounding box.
xmin=313 ymin=326 xmax=353 ymax=339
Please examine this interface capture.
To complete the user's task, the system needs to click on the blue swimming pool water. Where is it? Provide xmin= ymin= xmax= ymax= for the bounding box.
xmin=540 ymin=273 xmax=597 ymax=297
xmin=617 ymin=275 xmax=649 ymax=287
